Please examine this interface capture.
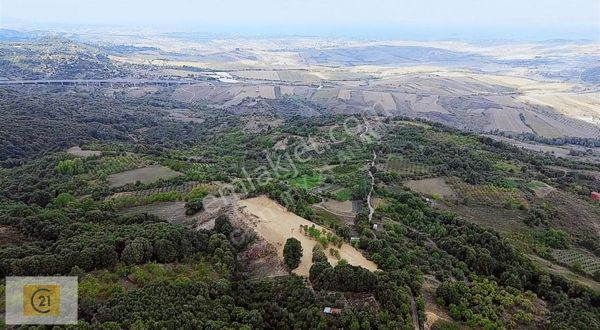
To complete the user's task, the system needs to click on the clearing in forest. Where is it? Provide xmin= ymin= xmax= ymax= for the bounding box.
xmin=404 ymin=177 xmax=456 ymax=200
xmin=527 ymin=181 xmax=556 ymax=198
xmin=238 ymin=196 xmax=378 ymax=277
xmin=108 ymin=165 xmax=183 ymax=188
xmin=290 ymin=174 xmax=323 ymax=190
xmin=67 ymin=146 xmax=101 ymax=157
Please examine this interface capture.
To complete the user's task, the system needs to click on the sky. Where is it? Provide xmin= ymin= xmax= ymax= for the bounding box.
xmin=1 ymin=0 xmax=599 ymax=39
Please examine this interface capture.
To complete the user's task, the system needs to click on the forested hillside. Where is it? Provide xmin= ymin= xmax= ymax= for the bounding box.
xmin=0 ymin=85 xmax=599 ymax=329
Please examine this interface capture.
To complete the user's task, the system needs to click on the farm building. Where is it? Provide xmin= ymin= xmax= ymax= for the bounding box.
xmin=323 ymin=307 xmax=342 ymax=315
xmin=592 ymin=192 xmax=600 ymax=201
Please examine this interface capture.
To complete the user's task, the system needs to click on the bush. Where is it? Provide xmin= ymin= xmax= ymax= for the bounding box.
xmin=312 ymin=244 xmax=328 ymax=263
xmin=185 ymin=198 xmax=204 ymax=216
xmin=214 ymin=215 xmax=233 ymax=236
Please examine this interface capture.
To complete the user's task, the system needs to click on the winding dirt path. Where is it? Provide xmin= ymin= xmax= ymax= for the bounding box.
xmin=367 ymin=149 xmax=377 ymax=223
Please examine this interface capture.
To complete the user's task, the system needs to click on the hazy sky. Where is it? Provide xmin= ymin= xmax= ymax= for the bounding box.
xmin=1 ymin=0 xmax=599 ymax=39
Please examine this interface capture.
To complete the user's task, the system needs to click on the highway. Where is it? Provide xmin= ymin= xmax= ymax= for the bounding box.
xmin=0 ymin=79 xmax=205 ymax=86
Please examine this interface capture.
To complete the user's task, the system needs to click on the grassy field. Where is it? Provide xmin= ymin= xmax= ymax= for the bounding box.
xmin=495 ymin=161 xmax=521 ymax=173
xmin=527 ymin=181 xmax=547 ymax=189
xmin=335 ymin=188 xmax=352 ymax=201
xmin=290 ymin=174 xmax=323 ymax=190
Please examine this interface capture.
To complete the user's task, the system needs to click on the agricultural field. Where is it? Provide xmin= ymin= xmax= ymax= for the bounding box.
xmin=121 ymin=202 xmax=194 ymax=225
xmin=108 ymin=182 xmax=219 ymax=200
xmin=107 ymin=165 xmax=183 ymax=188
xmin=362 ymin=91 xmax=397 ymax=111
xmin=238 ymin=196 xmax=378 ymax=277
xmin=521 ymin=112 xmax=564 ymax=138
xmin=551 ymin=249 xmax=600 ymax=276
xmin=448 ymin=177 xmax=528 ymax=208
xmin=89 ymin=154 xmax=150 ymax=178
xmin=484 ymin=108 xmax=532 ymax=134
xmin=320 ymin=199 xmax=356 ymax=216
xmin=404 ymin=177 xmax=456 ymax=200
xmin=231 ymin=70 xmax=281 ymax=81
xmin=383 ymin=158 xmax=429 ymax=176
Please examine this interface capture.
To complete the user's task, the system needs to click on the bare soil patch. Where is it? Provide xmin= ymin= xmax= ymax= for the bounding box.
xmin=322 ymin=199 xmax=355 ymax=215
xmin=165 ymin=109 xmax=205 ymax=123
xmin=0 ymin=225 xmax=29 ymax=246
xmin=404 ymin=178 xmax=456 ymax=199
xmin=422 ymin=276 xmax=452 ymax=330
xmin=528 ymin=182 xmax=556 ymax=198
xmin=238 ymin=196 xmax=378 ymax=277
xmin=67 ymin=146 xmax=101 ymax=157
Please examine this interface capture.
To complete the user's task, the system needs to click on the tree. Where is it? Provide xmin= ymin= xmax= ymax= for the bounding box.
xmin=154 ymin=239 xmax=177 ymax=263
xmin=283 ymin=238 xmax=303 ymax=271
xmin=214 ymin=215 xmax=233 ymax=236
xmin=121 ymin=238 xmax=153 ymax=265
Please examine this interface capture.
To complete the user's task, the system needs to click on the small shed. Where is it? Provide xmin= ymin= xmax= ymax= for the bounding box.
xmin=323 ymin=307 xmax=342 ymax=315
xmin=592 ymin=192 xmax=600 ymax=201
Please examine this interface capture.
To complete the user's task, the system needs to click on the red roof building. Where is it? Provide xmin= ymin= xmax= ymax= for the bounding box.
xmin=592 ymin=192 xmax=600 ymax=201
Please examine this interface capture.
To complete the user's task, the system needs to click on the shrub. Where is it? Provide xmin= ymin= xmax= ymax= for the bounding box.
xmin=185 ymin=198 xmax=204 ymax=216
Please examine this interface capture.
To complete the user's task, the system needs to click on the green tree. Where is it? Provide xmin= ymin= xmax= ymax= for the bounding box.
xmin=283 ymin=238 xmax=303 ymax=271
xmin=121 ymin=238 xmax=153 ymax=265
xmin=153 ymin=239 xmax=177 ymax=263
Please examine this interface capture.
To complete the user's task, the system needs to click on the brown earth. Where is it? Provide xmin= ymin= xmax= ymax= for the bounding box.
xmin=238 ymin=196 xmax=378 ymax=277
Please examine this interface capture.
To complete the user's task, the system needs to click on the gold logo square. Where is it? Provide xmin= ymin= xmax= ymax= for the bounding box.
xmin=23 ymin=284 xmax=61 ymax=317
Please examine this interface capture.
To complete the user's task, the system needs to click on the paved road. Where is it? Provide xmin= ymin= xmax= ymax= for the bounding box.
xmin=0 ymin=79 xmax=205 ymax=86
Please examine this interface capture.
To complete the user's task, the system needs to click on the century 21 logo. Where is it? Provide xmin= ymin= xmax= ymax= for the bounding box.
xmin=23 ymin=284 xmax=61 ymax=316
